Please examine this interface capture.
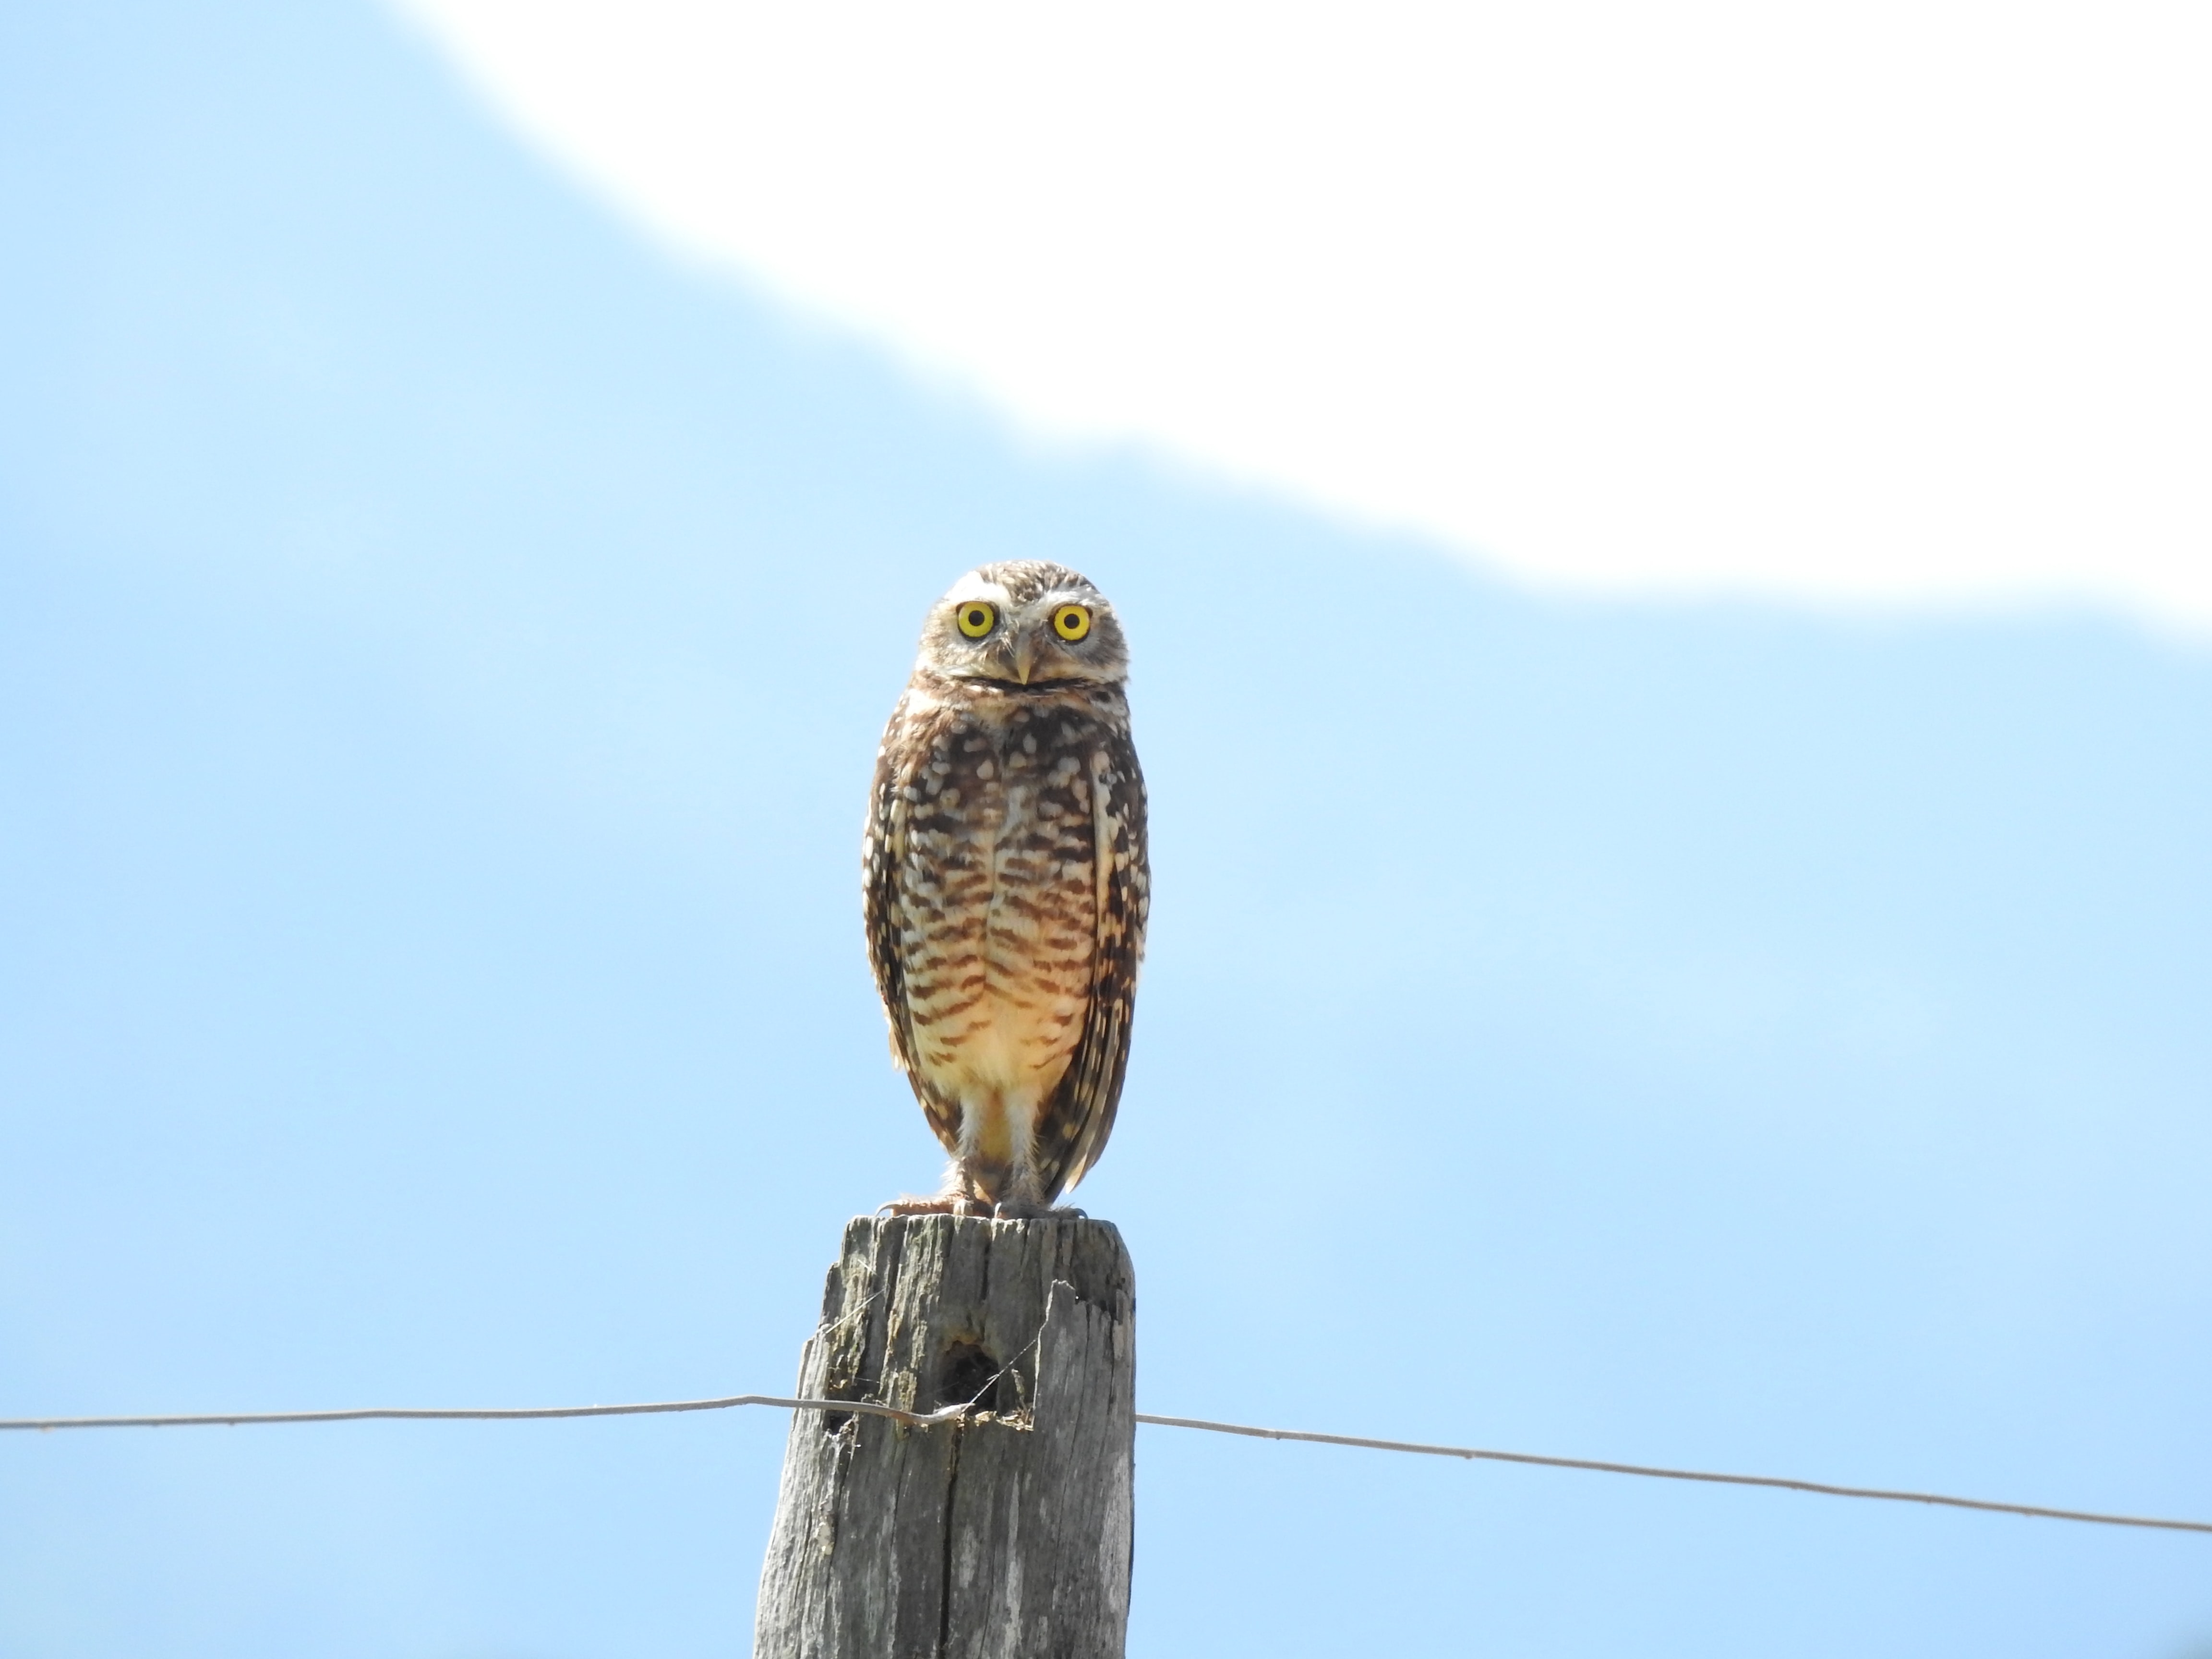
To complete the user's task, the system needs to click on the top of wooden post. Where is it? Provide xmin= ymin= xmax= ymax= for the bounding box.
xmin=809 ymin=1214 xmax=1133 ymax=1426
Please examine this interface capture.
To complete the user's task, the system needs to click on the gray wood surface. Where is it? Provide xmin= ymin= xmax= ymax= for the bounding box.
xmin=754 ymin=1214 xmax=1136 ymax=1659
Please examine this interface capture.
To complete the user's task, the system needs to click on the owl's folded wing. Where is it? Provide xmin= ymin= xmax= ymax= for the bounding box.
xmin=863 ymin=700 xmax=964 ymax=1155
xmin=1034 ymin=721 xmax=1150 ymax=1200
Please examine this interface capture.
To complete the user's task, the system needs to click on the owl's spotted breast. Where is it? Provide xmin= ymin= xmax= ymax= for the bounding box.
xmin=864 ymin=564 xmax=1147 ymax=1212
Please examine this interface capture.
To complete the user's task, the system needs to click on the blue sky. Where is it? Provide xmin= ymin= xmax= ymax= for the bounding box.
xmin=2 ymin=2 xmax=2210 ymax=1655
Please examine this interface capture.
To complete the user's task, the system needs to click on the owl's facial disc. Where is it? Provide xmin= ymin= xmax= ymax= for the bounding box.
xmin=921 ymin=565 xmax=1128 ymax=688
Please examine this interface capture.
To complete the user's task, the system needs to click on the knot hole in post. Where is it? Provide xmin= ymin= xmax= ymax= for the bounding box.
xmin=935 ymin=1339 xmax=1004 ymax=1414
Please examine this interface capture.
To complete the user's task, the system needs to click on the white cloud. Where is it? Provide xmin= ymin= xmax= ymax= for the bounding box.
xmin=396 ymin=0 xmax=2212 ymax=626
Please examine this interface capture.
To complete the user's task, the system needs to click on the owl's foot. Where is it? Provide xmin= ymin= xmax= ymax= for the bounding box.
xmin=878 ymin=1196 xmax=995 ymax=1218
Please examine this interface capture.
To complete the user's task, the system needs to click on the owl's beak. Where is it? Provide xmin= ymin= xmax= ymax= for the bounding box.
xmin=1010 ymin=634 xmax=1037 ymax=685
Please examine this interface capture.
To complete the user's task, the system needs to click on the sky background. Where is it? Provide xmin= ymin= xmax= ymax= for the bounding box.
xmin=2 ymin=2 xmax=2210 ymax=1657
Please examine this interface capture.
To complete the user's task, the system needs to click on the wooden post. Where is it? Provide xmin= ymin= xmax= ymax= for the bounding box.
xmin=754 ymin=1214 xmax=1136 ymax=1659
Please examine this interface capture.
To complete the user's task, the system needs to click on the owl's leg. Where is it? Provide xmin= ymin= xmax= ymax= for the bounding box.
xmin=987 ymin=1094 xmax=1065 ymax=1219
xmin=948 ymin=1092 xmax=1017 ymax=1210
xmin=941 ymin=1153 xmax=996 ymax=1216
xmin=989 ymin=1166 xmax=1050 ymax=1219
xmin=885 ymin=1093 xmax=1078 ymax=1218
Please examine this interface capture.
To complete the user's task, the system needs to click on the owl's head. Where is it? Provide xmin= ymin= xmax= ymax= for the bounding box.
xmin=916 ymin=562 xmax=1130 ymax=688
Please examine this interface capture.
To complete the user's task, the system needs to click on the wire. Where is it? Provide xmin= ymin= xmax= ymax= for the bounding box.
xmin=1129 ymin=1414 xmax=2212 ymax=1536
xmin=3 ymin=1395 xmax=2204 ymax=1536
xmin=0 ymin=1395 xmax=961 ymax=1432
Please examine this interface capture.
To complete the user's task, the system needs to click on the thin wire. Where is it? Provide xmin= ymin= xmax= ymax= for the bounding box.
xmin=3 ymin=1396 xmax=2205 ymax=1537
xmin=0 ymin=1395 xmax=963 ymax=1432
xmin=1129 ymin=1414 xmax=2212 ymax=1537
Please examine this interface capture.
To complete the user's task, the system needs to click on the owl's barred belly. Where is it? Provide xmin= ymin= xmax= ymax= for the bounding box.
xmin=894 ymin=696 xmax=1103 ymax=1161
xmin=910 ymin=970 xmax=1090 ymax=1165
xmin=902 ymin=834 xmax=1096 ymax=1094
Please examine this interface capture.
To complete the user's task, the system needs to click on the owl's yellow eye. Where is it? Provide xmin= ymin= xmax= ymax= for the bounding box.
xmin=955 ymin=601 xmax=998 ymax=639
xmin=1051 ymin=604 xmax=1092 ymax=642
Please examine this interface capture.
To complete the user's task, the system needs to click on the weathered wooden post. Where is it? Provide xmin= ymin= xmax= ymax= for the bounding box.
xmin=754 ymin=1213 xmax=1136 ymax=1659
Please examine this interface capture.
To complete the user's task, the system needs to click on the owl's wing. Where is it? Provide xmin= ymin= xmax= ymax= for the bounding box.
xmin=863 ymin=698 xmax=962 ymax=1156
xmin=1034 ymin=716 xmax=1149 ymax=1201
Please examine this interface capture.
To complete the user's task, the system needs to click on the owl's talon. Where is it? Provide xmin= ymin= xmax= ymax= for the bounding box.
xmin=878 ymin=1196 xmax=966 ymax=1216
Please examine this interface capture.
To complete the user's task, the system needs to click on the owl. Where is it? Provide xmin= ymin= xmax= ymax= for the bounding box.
xmin=864 ymin=562 xmax=1149 ymax=1216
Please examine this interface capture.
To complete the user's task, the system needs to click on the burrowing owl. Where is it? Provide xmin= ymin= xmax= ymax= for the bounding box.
xmin=864 ymin=563 xmax=1149 ymax=1216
